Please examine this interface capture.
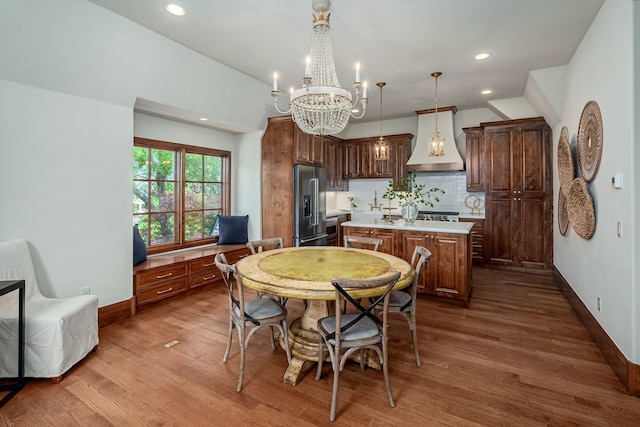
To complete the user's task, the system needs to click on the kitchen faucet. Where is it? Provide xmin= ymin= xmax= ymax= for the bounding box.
xmin=369 ymin=190 xmax=382 ymax=211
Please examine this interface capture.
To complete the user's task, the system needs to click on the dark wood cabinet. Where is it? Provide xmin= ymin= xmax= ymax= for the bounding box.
xmin=324 ymin=136 xmax=348 ymax=191
xmin=463 ymin=126 xmax=484 ymax=191
xmin=335 ymin=213 xmax=350 ymax=246
xmin=401 ymin=231 xmax=471 ymax=305
xmin=460 ymin=218 xmax=485 ymax=264
xmin=133 ymin=244 xmax=251 ymax=311
xmin=482 ymin=117 xmax=553 ymax=271
xmin=341 ymin=225 xmax=472 ymax=305
xmin=293 ymin=127 xmax=324 ymax=167
xmin=343 ymin=140 xmax=368 ymax=179
xmin=343 ymin=226 xmax=396 ymax=255
xmin=261 ymin=116 xmax=296 ymax=247
xmin=343 ymin=133 xmax=412 ymax=183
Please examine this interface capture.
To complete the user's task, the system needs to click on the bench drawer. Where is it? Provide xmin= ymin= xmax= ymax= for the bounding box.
xmin=137 ymin=278 xmax=188 ymax=305
xmin=137 ymin=265 xmax=188 ymax=288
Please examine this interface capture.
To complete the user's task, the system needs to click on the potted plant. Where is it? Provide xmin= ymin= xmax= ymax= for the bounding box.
xmin=383 ymin=171 xmax=445 ymax=222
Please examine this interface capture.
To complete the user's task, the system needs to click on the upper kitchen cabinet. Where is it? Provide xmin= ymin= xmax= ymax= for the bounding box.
xmin=481 ymin=117 xmax=553 ymax=271
xmin=483 ymin=118 xmax=551 ymax=197
xmin=324 ymin=136 xmax=348 ymax=191
xmin=293 ymin=126 xmax=324 ymax=167
xmin=343 ymin=140 xmax=369 ymax=179
xmin=343 ymin=133 xmax=412 ymax=183
xmin=463 ymin=126 xmax=484 ymax=192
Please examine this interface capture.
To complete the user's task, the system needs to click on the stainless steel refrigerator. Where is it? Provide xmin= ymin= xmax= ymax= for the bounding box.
xmin=293 ymin=165 xmax=327 ymax=247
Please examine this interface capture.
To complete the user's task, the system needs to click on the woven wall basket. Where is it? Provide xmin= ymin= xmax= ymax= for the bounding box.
xmin=577 ymin=100 xmax=603 ymax=183
xmin=567 ymin=178 xmax=596 ymax=240
xmin=558 ymin=190 xmax=569 ymax=236
xmin=557 ymin=126 xmax=574 ymax=198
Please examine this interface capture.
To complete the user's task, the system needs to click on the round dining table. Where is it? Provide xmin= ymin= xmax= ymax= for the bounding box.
xmin=234 ymin=246 xmax=414 ymax=385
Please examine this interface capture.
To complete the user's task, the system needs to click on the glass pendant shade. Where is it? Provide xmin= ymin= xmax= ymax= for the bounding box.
xmin=375 ymin=82 xmax=388 ymax=160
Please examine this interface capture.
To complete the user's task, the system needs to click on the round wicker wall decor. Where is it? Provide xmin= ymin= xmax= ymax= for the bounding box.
xmin=567 ymin=178 xmax=596 ymax=240
xmin=558 ymin=190 xmax=569 ymax=236
xmin=557 ymin=126 xmax=574 ymax=198
xmin=576 ymin=100 xmax=603 ymax=183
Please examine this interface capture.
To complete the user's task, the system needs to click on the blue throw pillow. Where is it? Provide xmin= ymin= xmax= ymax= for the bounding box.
xmin=133 ymin=224 xmax=148 ymax=265
xmin=217 ymin=215 xmax=249 ymax=245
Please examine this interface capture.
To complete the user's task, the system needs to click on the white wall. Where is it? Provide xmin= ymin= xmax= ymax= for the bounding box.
xmin=554 ymin=0 xmax=637 ymax=362
xmin=0 ymin=80 xmax=132 ymax=305
xmin=233 ymin=130 xmax=264 ymax=241
xmin=0 ymin=0 xmax=267 ymax=306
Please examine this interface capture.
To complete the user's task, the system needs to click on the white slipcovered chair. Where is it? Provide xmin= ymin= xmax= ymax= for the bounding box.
xmin=0 ymin=239 xmax=99 ymax=382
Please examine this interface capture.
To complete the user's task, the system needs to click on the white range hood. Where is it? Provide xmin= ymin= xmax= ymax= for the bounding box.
xmin=406 ymin=107 xmax=465 ymax=172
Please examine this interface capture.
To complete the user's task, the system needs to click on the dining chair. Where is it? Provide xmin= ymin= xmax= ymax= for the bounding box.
xmin=343 ymin=235 xmax=382 ymax=251
xmin=246 ymin=237 xmax=288 ymax=304
xmin=341 ymin=235 xmax=384 ymax=311
xmin=214 ymin=253 xmax=292 ymax=392
xmin=246 ymin=237 xmax=283 ymax=254
xmin=315 ymin=270 xmax=401 ymax=422
xmin=372 ymin=245 xmax=431 ymax=367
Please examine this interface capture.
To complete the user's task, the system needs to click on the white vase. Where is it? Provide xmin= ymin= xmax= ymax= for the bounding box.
xmin=401 ymin=202 xmax=419 ymax=223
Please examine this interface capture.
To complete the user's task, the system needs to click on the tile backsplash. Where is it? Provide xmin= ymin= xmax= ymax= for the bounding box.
xmin=326 ymin=171 xmax=485 ymax=214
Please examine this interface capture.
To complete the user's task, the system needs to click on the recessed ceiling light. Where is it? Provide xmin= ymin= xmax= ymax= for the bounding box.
xmin=481 ymin=89 xmax=493 ymax=95
xmin=199 ymin=117 xmax=209 ymax=122
xmin=475 ymin=53 xmax=491 ymax=61
xmin=164 ymin=3 xmax=186 ymax=17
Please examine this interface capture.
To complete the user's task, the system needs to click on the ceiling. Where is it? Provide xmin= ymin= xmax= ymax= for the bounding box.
xmin=88 ymin=0 xmax=604 ymax=128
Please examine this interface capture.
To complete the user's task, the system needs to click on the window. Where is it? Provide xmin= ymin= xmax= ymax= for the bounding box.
xmin=133 ymin=137 xmax=230 ymax=254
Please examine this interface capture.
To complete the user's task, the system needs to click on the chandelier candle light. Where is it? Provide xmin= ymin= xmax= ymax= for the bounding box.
xmin=429 ymin=71 xmax=445 ymax=157
xmin=271 ymin=0 xmax=368 ymax=136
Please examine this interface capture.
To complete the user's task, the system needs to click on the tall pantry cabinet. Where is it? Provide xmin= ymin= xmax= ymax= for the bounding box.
xmin=480 ymin=117 xmax=553 ymax=271
xmin=261 ymin=116 xmax=303 ymax=248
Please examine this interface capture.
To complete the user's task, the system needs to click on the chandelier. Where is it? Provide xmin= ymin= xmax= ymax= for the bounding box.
xmin=375 ymin=82 xmax=388 ymax=160
xmin=271 ymin=0 xmax=368 ymax=136
xmin=429 ymin=72 xmax=445 ymax=157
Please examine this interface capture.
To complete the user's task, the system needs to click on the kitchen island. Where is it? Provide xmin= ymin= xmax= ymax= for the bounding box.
xmin=341 ymin=218 xmax=473 ymax=306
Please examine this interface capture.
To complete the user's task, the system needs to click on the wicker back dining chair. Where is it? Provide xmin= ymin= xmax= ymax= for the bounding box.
xmin=214 ymin=253 xmax=292 ymax=392
xmin=372 ymin=245 xmax=431 ymax=367
xmin=343 ymin=235 xmax=382 ymax=251
xmin=315 ymin=270 xmax=401 ymax=421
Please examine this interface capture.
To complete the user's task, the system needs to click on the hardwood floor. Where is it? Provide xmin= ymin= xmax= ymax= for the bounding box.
xmin=2 ymin=266 xmax=640 ymax=426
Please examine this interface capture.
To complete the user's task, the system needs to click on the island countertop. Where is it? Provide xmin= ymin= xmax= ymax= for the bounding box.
xmin=341 ymin=218 xmax=473 ymax=234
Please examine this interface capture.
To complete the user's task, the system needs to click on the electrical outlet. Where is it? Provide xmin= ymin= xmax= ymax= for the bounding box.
xmin=80 ymin=286 xmax=91 ymax=295
xmin=597 ymin=297 xmax=602 ymax=312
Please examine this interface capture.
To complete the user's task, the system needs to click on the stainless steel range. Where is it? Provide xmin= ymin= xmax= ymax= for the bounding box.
xmin=417 ymin=211 xmax=460 ymax=222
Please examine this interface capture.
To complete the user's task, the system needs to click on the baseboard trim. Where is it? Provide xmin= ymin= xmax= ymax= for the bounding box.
xmin=98 ymin=298 xmax=134 ymax=328
xmin=553 ymin=267 xmax=640 ymax=396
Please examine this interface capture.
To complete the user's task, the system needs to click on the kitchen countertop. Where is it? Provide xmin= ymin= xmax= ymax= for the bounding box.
xmin=329 ymin=210 xmax=485 ymax=220
xmin=341 ymin=218 xmax=473 ymax=234
xmin=327 ymin=210 xmax=352 ymax=217
xmin=458 ymin=212 xmax=485 ymax=220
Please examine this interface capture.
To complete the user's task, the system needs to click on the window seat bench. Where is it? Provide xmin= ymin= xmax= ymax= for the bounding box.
xmin=132 ymin=243 xmax=251 ymax=311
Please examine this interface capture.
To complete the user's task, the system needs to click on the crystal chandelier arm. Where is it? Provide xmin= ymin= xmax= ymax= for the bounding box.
xmin=349 ymin=80 xmax=367 ymax=118
xmin=272 ymin=90 xmax=292 ymax=114
xmin=350 ymin=99 xmax=367 ymax=119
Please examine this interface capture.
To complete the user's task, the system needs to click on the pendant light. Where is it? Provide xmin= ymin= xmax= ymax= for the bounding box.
xmin=429 ymin=72 xmax=445 ymax=157
xmin=375 ymin=82 xmax=388 ymax=160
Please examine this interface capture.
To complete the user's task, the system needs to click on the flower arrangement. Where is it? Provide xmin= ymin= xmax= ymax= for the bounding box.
xmin=347 ymin=196 xmax=357 ymax=208
xmin=382 ymin=171 xmax=445 ymax=207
